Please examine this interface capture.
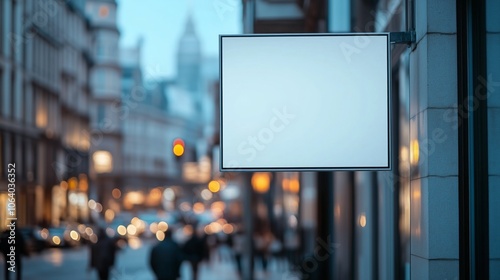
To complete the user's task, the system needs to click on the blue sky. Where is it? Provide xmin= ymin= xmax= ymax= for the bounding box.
xmin=117 ymin=0 xmax=242 ymax=79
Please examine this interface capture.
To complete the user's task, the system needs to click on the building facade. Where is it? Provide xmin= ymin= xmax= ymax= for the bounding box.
xmin=327 ymin=0 xmax=500 ymax=279
xmin=85 ymin=0 xmax=122 ymax=212
xmin=1 ymin=0 xmax=93 ymax=229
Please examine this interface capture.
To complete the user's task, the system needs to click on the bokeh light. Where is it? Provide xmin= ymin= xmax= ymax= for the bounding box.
xmin=201 ymin=189 xmax=213 ymax=200
xmin=117 ymin=225 xmax=127 ymax=236
xmin=208 ymin=180 xmax=221 ymax=193
xmin=112 ymin=188 xmax=122 ymax=199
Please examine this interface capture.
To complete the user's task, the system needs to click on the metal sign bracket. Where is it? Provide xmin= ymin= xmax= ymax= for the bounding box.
xmin=390 ymin=31 xmax=416 ymax=45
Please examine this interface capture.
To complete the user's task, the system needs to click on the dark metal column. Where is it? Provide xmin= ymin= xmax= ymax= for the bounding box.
xmin=469 ymin=0 xmax=490 ymax=277
xmin=317 ymin=171 xmax=334 ymax=280
xmin=242 ymin=172 xmax=254 ymax=280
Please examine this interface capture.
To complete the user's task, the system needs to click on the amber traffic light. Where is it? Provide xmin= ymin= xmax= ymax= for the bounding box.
xmin=172 ymin=138 xmax=185 ymax=157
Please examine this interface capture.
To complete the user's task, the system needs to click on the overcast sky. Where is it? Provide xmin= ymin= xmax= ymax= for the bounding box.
xmin=117 ymin=0 xmax=242 ymax=79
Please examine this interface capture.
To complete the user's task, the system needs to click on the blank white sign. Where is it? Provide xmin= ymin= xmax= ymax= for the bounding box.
xmin=220 ymin=34 xmax=390 ymax=171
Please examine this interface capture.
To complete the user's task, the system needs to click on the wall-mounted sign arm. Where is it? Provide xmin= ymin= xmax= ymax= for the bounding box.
xmin=390 ymin=31 xmax=416 ymax=45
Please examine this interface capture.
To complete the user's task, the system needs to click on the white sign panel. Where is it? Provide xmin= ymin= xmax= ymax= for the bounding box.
xmin=220 ymin=34 xmax=391 ymax=171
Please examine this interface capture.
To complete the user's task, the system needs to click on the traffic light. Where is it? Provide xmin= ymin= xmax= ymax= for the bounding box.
xmin=172 ymin=138 xmax=185 ymax=157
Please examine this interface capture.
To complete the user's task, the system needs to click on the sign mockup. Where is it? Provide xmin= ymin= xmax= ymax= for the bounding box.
xmin=220 ymin=34 xmax=391 ymax=171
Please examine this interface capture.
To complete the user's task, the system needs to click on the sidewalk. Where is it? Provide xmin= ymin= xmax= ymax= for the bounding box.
xmin=184 ymin=257 xmax=293 ymax=280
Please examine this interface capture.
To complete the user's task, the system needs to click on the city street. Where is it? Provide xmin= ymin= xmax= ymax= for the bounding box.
xmin=3 ymin=239 xmax=290 ymax=280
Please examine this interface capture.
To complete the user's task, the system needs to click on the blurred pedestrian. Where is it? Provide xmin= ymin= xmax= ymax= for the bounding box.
xmin=89 ymin=228 xmax=118 ymax=280
xmin=150 ymin=229 xmax=184 ymax=280
xmin=254 ymin=228 xmax=273 ymax=273
xmin=232 ymin=229 xmax=245 ymax=276
xmin=269 ymin=234 xmax=284 ymax=271
xmin=1 ymin=228 xmax=27 ymax=280
xmin=284 ymin=230 xmax=300 ymax=268
xmin=182 ymin=225 xmax=206 ymax=280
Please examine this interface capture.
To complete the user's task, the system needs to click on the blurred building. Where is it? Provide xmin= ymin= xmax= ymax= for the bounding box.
xmin=0 ymin=0 xmax=93 ymax=229
xmin=118 ymin=40 xmax=190 ymax=211
xmin=114 ymin=14 xmax=220 ymax=212
xmin=85 ymin=0 xmax=123 ymax=212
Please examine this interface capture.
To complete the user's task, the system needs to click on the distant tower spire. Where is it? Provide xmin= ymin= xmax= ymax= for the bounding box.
xmin=185 ymin=0 xmax=195 ymax=35
xmin=176 ymin=4 xmax=201 ymax=93
xmin=187 ymin=0 xmax=194 ymax=12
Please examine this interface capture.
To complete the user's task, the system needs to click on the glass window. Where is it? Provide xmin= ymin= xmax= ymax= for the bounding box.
xmin=10 ymin=0 xmax=15 ymax=57
xmin=0 ymin=68 xmax=3 ymax=115
xmin=0 ymin=132 xmax=3 ymax=179
xmin=97 ymin=104 xmax=106 ymax=127
xmin=0 ymin=1 xmax=3 ymax=55
xmin=10 ymin=70 xmax=15 ymax=119
xmin=35 ymin=89 xmax=48 ymax=128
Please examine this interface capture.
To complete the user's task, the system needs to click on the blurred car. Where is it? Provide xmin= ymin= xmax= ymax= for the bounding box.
xmin=46 ymin=226 xmax=80 ymax=248
xmin=18 ymin=227 xmax=48 ymax=254
xmin=82 ymin=225 xmax=98 ymax=244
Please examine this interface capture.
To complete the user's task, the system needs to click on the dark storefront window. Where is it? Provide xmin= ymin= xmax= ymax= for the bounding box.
xmin=486 ymin=0 xmax=500 ymax=277
xmin=458 ymin=0 xmax=500 ymax=278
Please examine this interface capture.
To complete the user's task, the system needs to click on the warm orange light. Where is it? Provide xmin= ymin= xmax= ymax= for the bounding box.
xmin=410 ymin=139 xmax=419 ymax=165
xmin=359 ymin=213 xmax=367 ymax=228
xmin=252 ymin=172 xmax=271 ymax=193
xmin=208 ymin=180 xmax=221 ymax=193
xmin=282 ymin=178 xmax=289 ymax=191
xmin=52 ymin=236 xmax=61 ymax=245
xmin=112 ymin=188 xmax=121 ymax=199
xmin=222 ymin=224 xmax=234 ymax=234
xmin=172 ymin=138 xmax=185 ymax=157
xmin=68 ymin=177 xmax=78 ymax=190
xmin=157 ymin=221 xmax=169 ymax=232
xmin=117 ymin=225 xmax=127 ymax=236
xmin=70 ymin=230 xmax=80 ymax=241
xmin=289 ymin=178 xmax=300 ymax=193
xmin=173 ymin=144 xmax=184 ymax=157
xmin=60 ymin=181 xmax=68 ymax=190
xmin=147 ymin=188 xmax=163 ymax=206
xmin=150 ymin=188 xmax=162 ymax=199
xmin=105 ymin=209 xmax=115 ymax=222
xmin=93 ymin=150 xmax=113 ymax=173
xmin=99 ymin=5 xmax=109 ymax=17
xmin=156 ymin=230 xmax=165 ymax=241
xmin=193 ymin=202 xmax=205 ymax=214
